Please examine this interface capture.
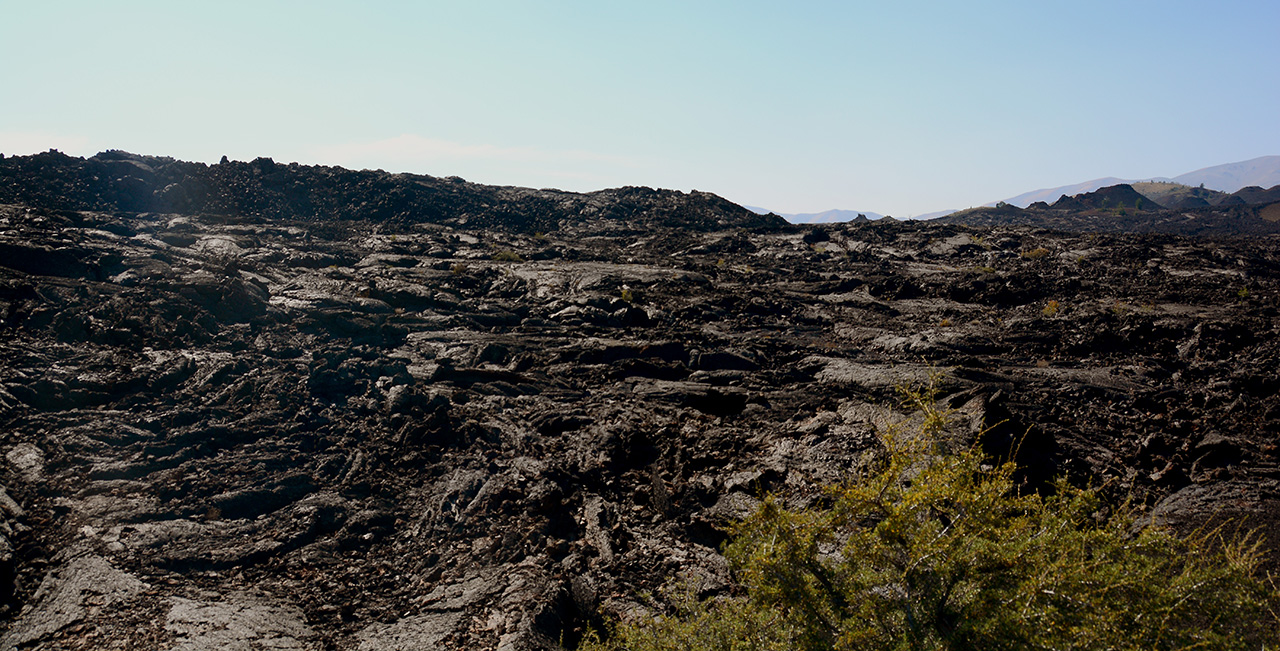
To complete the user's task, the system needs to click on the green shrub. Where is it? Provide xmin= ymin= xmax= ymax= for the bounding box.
xmin=492 ymin=249 xmax=524 ymax=262
xmin=585 ymin=382 xmax=1279 ymax=651
xmin=1020 ymin=247 xmax=1051 ymax=260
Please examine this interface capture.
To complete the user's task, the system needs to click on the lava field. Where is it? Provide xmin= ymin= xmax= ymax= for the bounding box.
xmin=2 ymin=154 xmax=1280 ymax=650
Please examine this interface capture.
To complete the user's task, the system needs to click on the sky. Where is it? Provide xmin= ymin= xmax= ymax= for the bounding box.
xmin=2 ymin=1 xmax=1278 ymax=217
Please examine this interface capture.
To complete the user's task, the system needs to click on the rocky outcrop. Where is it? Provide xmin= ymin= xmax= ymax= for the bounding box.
xmin=1 ymin=190 xmax=1280 ymax=649
xmin=0 ymin=151 xmax=784 ymax=234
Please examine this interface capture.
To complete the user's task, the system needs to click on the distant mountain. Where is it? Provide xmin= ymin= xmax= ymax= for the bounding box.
xmin=916 ymin=209 xmax=958 ymax=220
xmin=1172 ymin=156 xmax=1280 ymax=193
xmin=1003 ymin=177 xmax=1133 ymax=208
xmin=786 ymin=209 xmax=886 ymax=224
xmin=999 ymin=157 xmax=1280 ymax=208
xmin=936 ymin=182 xmax=1280 ymax=236
xmin=737 ymin=157 xmax=1280 ymax=225
xmin=745 ymin=206 xmax=885 ymax=223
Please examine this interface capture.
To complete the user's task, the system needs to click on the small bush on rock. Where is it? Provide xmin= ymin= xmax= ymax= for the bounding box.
xmin=584 ymin=383 xmax=1280 ymax=651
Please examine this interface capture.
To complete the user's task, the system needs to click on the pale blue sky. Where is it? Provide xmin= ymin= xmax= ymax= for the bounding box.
xmin=2 ymin=1 xmax=1277 ymax=216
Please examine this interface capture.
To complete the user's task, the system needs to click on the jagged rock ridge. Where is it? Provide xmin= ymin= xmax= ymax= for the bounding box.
xmin=0 ymin=150 xmax=784 ymax=234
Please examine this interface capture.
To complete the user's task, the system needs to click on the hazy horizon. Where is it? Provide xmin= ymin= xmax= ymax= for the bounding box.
xmin=2 ymin=1 xmax=1277 ymax=217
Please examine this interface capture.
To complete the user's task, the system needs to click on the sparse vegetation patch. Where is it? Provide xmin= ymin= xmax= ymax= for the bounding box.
xmin=586 ymin=382 xmax=1280 ymax=651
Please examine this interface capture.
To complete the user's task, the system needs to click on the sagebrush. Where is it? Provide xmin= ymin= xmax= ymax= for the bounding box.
xmin=584 ymin=382 xmax=1279 ymax=651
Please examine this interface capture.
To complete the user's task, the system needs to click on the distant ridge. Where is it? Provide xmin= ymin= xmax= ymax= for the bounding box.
xmin=935 ymin=181 xmax=1280 ymax=236
xmin=745 ymin=206 xmax=885 ymax=224
xmin=1000 ymin=157 xmax=1280 ymax=208
xmin=740 ymin=157 xmax=1280 ymax=225
xmin=1002 ymin=177 xmax=1132 ymax=208
xmin=1172 ymin=156 xmax=1280 ymax=193
xmin=916 ymin=209 xmax=958 ymax=220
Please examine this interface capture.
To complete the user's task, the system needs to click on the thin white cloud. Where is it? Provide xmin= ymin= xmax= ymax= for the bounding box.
xmin=0 ymin=131 xmax=92 ymax=157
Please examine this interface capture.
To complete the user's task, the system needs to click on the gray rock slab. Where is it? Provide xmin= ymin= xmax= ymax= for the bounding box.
xmin=165 ymin=593 xmax=317 ymax=651
xmin=356 ymin=610 xmax=464 ymax=651
xmin=0 ymin=554 xmax=147 ymax=650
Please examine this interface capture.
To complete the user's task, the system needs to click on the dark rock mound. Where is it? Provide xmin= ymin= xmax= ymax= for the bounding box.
xmin=0 ymin=150 xmax=785 ymax=234
xmin=1231 ymin=185 xmax=1280 ymax=206
xmin=1051 ymin=184 xmax=1161 ymax=212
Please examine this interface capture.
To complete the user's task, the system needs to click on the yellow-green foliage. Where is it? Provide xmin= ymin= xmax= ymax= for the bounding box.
xmin=585 ymin=383 xmax=1280 ymax=651
xmin=491 ymin=249 xmax=524 ymax=262
xmin=1021 ymin=247 xmax=1051 ymax=260
xmin=1042 ymin=299 xmax=1060 ymax=316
